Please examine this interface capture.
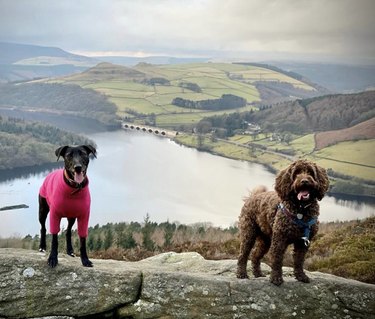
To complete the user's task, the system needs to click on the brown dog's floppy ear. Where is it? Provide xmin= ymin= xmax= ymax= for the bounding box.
xmin=275 ymin=167 xmax=290 ymax=200
xmin=55 ymin=146 xmax=69 ymax=161
xmin=275 ymin=163 xmax=294 ymax=201
xmin=82 ymin=145 xmax=97 ymax=158
xmin=314 ymin=164 xmax=330 ymax=200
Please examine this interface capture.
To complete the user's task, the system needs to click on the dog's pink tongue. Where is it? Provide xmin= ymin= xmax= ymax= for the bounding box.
xmin=298 ymin=190 xmax=310 ymax=201
xmin=74 ymin=172 xmax=84 ymax=184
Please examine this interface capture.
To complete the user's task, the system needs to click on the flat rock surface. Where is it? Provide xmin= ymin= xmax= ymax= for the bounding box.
xmin=0 ymin=249 xmax=374 ymax=318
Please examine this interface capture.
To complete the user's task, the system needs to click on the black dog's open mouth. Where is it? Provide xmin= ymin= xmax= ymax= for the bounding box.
xmin=66 ymin=169 xmax=86 ymax=184
xmin=74 ymin=172 xmax=85 ymax=184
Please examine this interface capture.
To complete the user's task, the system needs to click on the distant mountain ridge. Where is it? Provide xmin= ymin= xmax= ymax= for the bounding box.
xmin=270 ymin=61 xmax=375 ymax=93
xmin=0 ymin=42 xmax=94 ymax=65
xmin=0 ymin=42 xmax=96 ymax=82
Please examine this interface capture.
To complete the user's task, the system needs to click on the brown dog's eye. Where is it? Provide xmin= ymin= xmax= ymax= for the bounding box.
xmin=292 ymin=168 xmax=301 ymax=179
xmin=308 ymin=167 xmax=316 ymax=179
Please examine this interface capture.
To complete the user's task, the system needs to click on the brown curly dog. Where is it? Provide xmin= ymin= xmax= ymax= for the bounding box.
xmin=236 ymin=159 xmax=329 ymax=285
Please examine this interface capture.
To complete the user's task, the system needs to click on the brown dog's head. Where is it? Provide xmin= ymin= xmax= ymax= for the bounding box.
xmin=55 ymin=145 xmax=97 ymax=184
xmin=275 ymin=159 xmax=329 ymax=203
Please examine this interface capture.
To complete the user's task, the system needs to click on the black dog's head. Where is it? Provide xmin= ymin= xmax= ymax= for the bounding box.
xmin=275 ymin=159 xmax=329 ymax=203
xmin=55 ymin=145 xmax=97 ymax=184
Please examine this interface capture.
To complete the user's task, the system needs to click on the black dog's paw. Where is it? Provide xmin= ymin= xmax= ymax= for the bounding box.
xmin=48 ymin=253 xmax=58 ymax=268
xmin=81 ymin=257 xmax=93 ymax=267
xmin=39 ymin=248 xmax=46 ymax=253
xmin=67 ymin=250 xmax=76 ymax=257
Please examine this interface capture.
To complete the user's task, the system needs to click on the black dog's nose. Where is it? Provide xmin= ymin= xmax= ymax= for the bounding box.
xmin=74 ymin=165 xmax=82 ymax=174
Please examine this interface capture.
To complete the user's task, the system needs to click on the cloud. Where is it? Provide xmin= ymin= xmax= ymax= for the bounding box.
xmin=0 ymin=0 xmax=374 ymax=62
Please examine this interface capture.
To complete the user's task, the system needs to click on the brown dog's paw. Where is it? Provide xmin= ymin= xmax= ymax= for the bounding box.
xmin=253 ymin=270 xmax=266 ymax=278
xmin=236 ymin=272 xmax=249 ymax=279
xmin=295 ymin=272 xmax=310 ymax=283
xmin=270 ymin=274 xmax=284 ymax=286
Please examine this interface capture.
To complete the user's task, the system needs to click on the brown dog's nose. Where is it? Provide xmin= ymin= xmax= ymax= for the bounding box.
xmin=301 ymin=179 xmax=309 ymax=185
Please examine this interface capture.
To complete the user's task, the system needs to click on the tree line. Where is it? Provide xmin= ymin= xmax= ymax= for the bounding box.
xmin=172 ymin=94 xmax=247 ymax=111
xmin=196 ymin=90 xmax=375 ymax=136
xmin=0 ymin=82 xmax=118 ymax=126
xmin=0 ymin=116 xmax=94 ymax=170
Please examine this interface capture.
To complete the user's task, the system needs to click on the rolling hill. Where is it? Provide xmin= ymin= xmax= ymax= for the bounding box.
xmin=55 ymin=62 xmax=323 ymax=129
xmin=0 ymin=42 xmax=96 ymax=82
xmin=315 ymin=117 xmax=375 ymax=150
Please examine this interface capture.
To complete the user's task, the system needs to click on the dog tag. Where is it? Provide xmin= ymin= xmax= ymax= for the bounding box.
xmin=302 ymin=237 xmax=310 ymax=247
xmin=297 ymin=213 xmax=303 ymax=220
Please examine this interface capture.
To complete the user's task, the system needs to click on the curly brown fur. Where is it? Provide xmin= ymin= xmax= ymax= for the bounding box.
xmin=236 ymin=159 xmax=329 ymax=285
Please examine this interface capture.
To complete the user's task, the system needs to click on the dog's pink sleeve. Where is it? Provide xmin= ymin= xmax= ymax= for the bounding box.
xmin=49 ymin=210 xmax=61 ymax=235
xmin=77 ymin=211 xmax=90 ymax=238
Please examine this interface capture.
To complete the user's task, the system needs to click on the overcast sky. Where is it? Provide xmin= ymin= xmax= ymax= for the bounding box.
xmin=0 ymin=0 xmax=374 ymax=63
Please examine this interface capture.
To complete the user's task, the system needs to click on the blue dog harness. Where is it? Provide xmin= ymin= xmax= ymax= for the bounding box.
xmin=277 ymin=203 xmax=317 ymax=246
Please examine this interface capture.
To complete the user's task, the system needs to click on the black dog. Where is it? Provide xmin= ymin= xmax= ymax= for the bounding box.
xmin=38 ymin=145 xmax=96 ymax=267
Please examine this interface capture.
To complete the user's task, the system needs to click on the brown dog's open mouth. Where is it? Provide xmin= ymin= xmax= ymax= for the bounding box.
xmin=297 ymin=190 xmax=310 ymax=201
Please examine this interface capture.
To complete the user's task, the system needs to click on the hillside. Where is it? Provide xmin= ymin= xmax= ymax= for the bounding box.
xmin=0 ymin=82 xmax=119 ymax=126
xmin=315 ymin=117 xmax=375 ymax=150
xmin=271 ymin=61 xmax=375 ymax=92
xmin=0 ymin=116 xmax=94 ymax=170
xmin=55 ymin=62 xmax=322 ymax=129
xmin=249 ymin=91 xmax=375 ymax=134
xmin=197 ymin=90 xmax=375 ymax=135
xmin=0 ymin=42 xmax=95 ymax=66
xmin=66 ymin=62 xmax=146 ymax=82
xmin=0 ymin=42 xmax=96 ymax=82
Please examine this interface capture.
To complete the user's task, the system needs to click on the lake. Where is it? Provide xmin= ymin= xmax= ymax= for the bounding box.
xmin=0 ymin=130 xmax=374 ymax=238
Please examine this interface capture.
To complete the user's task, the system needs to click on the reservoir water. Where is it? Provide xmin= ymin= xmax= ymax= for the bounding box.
xmin=0 ymin=130 xmax=374 ymax=238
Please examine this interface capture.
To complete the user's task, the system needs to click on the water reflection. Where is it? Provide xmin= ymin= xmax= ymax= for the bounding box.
xmin=0 ymin=162 xmax=62 ymax=183
xmin=0 ymin=130 xmax=374 ymax=238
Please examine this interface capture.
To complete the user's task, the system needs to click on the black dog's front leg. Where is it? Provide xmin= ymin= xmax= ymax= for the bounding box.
xmin=80 ymin=237 xmax=93 ymax=267
xmin=48 ymin=234 xmax=59 ymax=267
xmin=66 ymin=218 xmax=76 ymax=256
xmin=38 ymin=195 xmax=49 ymax=252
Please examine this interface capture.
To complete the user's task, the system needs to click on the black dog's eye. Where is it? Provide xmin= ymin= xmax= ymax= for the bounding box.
xmin=65 ymin=151 xmax=73 ymax=159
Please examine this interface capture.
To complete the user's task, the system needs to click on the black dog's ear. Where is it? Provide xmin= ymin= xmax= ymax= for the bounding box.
xmin=55 ymin=146 xmax=70 ymax=161
xmin=82 ymin=145 xmax=97 ymax=158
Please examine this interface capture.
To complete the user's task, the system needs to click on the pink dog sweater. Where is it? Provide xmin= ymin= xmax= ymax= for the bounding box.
xmin=39 ymin=169 xmax=91 ymax=238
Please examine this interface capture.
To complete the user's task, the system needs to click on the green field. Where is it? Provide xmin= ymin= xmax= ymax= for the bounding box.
xmin=55 ymin=62 xmax=315 ymax=128
xmin=312 ymin=139 xmax=375 ymax=180
xmin=209 ymin=132 xmax=375 ymax=182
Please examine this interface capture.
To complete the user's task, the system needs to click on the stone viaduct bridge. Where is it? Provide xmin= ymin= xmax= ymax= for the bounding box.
xmin=121 ymin=122 xmax=178 ymax=138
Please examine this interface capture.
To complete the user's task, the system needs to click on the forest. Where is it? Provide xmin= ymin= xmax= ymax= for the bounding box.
xmin=172 ymin=94 xmax=247 ymax=111
xmin=0 ymin=116 xmax=94 ymax=170
xmin=196 ymin=91 xmax=375 ymax=136
xmin=0 ymin=82 xmax=119 ymax=126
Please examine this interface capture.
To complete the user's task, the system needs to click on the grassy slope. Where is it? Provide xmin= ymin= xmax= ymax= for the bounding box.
xmin=312 ymin=139 xmax=375 ymax=180
xmin=57 ymin=62 xmax=314 ymax=127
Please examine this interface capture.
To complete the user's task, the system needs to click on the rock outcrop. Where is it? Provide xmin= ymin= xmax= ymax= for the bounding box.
xmin=0 ymin=249 xmax=374 ymax=319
